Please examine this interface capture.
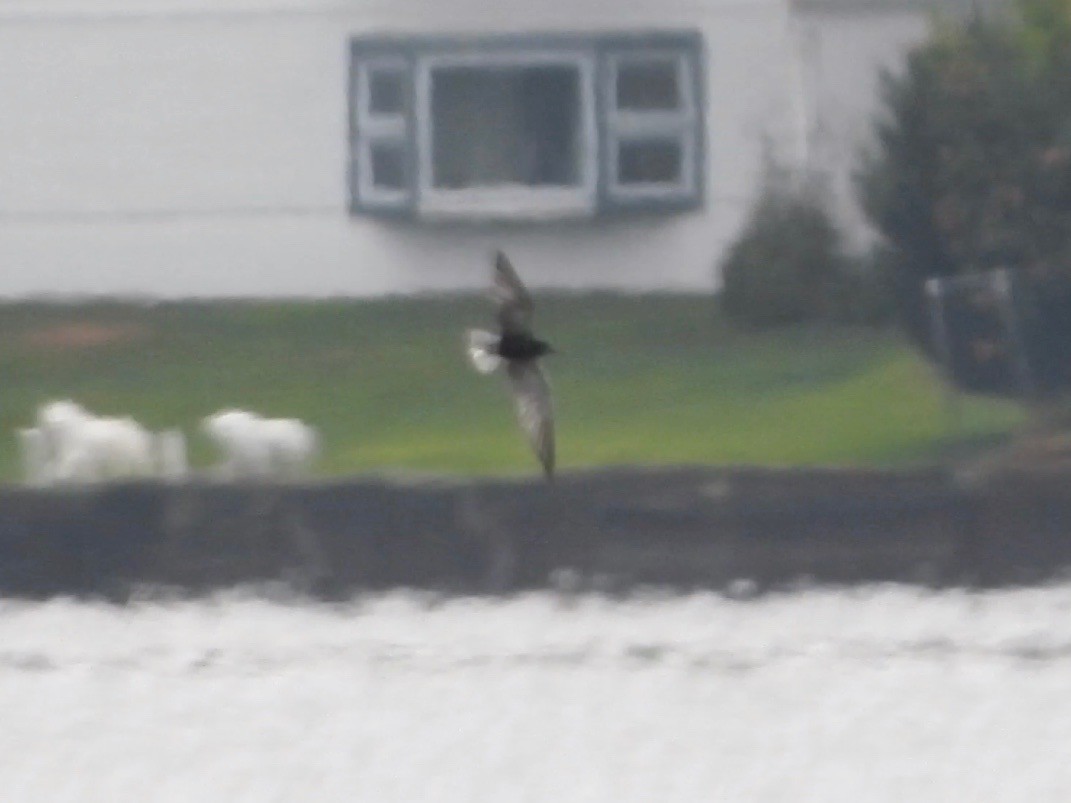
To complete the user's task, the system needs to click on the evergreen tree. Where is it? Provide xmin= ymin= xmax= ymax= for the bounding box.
xmin=858 ymin=0 xmax=1071 ymax=392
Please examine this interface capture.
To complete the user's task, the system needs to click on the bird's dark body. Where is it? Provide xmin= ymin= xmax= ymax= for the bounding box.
xmin=466 ymin=250 xmax=557 ymax=480
xmin=496 ymin=332 xmax=553 ymax=362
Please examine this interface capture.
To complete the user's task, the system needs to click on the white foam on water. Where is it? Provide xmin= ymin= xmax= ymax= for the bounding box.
xmin=1 ymin=584 xmax=1070 ymax=801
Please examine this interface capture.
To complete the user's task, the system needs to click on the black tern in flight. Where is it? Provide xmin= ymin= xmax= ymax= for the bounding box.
xmin=466 ymin=251 xmax=556 ymax=480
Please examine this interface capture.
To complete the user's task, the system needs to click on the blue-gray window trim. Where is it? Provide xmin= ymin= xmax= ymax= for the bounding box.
xmin=348 ymin=31 xmax=705 ymax=220
xmin=598 ymin=37 xmax=705 ymax=212
xmin=348 ymin=45 xmax=417 ymax=217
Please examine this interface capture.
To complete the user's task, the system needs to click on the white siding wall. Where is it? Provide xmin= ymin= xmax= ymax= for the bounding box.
xmin=0 ymin=0 xmax=808 ymax=297
xmin=793 ymin=8 xmax=931 ymax=249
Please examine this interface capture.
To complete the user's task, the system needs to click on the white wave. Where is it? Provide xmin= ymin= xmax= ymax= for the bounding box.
xmin=1 ymin=584 xmax=1071 ymax=801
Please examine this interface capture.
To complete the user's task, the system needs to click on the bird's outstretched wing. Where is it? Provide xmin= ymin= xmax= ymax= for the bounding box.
xmin=506 ymin=361 xmax=555 ymax=479
xmin=492 ymin=251 xmax=534 ymax=336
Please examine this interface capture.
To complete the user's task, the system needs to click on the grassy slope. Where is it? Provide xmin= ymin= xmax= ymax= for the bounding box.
xmin=0 ymin=295 xmax=1024 ymax=481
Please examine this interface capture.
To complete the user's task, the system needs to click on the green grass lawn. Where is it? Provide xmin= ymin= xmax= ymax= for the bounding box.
xmin=0 ymin=294 xmax=1025 ymax=481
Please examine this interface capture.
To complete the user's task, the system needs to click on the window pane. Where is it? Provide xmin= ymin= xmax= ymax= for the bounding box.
xmin=616 ymin=60 xmax=680 ymax=111
xmin=431 ymin=65 xmax=581 ymax=189
xmin=617 ymin=140 xmax=682 ymax=185
xmin=370 ymin=142 xmax=406 ymax=189
xmin=369 ymin=70 xmax=405 ymax=115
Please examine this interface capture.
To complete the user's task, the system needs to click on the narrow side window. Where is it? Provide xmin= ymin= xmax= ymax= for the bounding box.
xmin=349 ymin=46 xmax=415 ymax=215
xmin=599 ymin=36 xmax=704 ymax=212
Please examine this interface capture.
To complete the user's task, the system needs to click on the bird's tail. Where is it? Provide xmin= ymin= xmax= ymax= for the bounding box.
xmin=466 ymin=329 xmax=503 ymax=374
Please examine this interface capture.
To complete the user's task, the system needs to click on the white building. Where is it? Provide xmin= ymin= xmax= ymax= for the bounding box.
xmin=0 ymin=0 xmax=951 ymax=298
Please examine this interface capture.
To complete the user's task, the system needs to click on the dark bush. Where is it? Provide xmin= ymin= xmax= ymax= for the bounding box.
xmin=857 ymin=0 xmax=1071 ymax=396
xmin=829 ymin=250 xmax=897 ymax=326
xmin=719 ymin=166 xmax=887 ymax=328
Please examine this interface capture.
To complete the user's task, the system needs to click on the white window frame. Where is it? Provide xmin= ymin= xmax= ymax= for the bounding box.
xmin=414 ymin=50 xmax=599 ymax=221
xmin=604 ymin=50 xmax=699 ymax=202
xmin=348 ymin=32 xmax=704 ymax=220
xmin=354 ymin=57 xmax=410 ymax=209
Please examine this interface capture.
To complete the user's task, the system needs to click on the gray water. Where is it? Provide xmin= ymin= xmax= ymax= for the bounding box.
xmin=1 ymin=584 xmax=1069 ymax=801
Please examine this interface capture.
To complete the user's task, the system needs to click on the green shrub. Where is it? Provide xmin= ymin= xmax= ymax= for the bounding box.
xmin=719 ymin=166 xmax=872 ymax=328
xmin=855 ymin=0 xmax=1071 ymax=394
xmin=830 ymin=249 xmax=898 ymax=326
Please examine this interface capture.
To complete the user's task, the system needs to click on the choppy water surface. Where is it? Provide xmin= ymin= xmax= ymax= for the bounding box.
xmin=2 ymin=583 xmax=1071 ymax=802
